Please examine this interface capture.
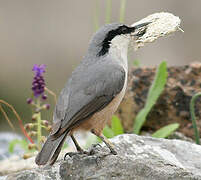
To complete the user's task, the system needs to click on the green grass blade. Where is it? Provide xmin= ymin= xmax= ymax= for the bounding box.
xmin=146 ymin=62 xmax=167 ymax=106
xmin=93 ymin=0 xmax=100 ymax=31
xmin=8 ymin=139 xmax=28 ymax=153
xmin=152 ymin=123 xmax=179 ymax=138
xmin=103 ymin=125 xmax=115 ymax=138
xmin=133 ymin=61 xmax=168 ymax=134
xmin=133 ymin=108 xmax=149 ymax=134
xmin=133 ymin=59 xmax=140 ymax=67
xmin=62 ymin=142 xmax=68 ymax=150
xmin=190 ymin=92 xmax=201 ymax=144
xmin=9 ymin=139 xmax=20 ymax=153
xmin=111 ymin=115 xmax=124 ymax=135
xmin=105 ymin=0 xmax=112 ymax=24
xmin=119 ymin=0 xmax=127 ymax=23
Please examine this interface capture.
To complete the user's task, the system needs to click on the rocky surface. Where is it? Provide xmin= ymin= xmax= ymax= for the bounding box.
xmin=4 ymin=134 xmax=201 ymax=180
xmin=0 ymin=143 xmax=74 ymax=176
xmin=117 ymin=62 xmax=201 ymax=138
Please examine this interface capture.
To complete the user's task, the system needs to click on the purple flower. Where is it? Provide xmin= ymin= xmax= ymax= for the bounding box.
xmin=31 ymin=64 xmax=46 ymax=97
xmin=32 ymin=64 xmax=46 ymax=76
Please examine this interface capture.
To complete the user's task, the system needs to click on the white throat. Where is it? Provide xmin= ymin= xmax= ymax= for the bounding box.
xmin=108 ymin=35 xmax=130 ymax=70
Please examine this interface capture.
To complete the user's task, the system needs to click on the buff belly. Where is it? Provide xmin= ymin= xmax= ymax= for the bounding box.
xmin=71 ymin=75 xmax=127 ymax=136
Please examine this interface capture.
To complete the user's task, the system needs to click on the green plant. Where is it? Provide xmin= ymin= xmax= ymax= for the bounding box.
xmin=152 ymin=123 xmax=179 ymax=138
xmin=132 ymin=61 xmax=180 ymax=138
xmin=101 ymin=111 xmax=179 ymax=141
xmin=9 ymin=139 xmax=30 ymax=154
xmin=105 ymin=0 xmax=112 ymax=24
xmin=119 ymin=0 xmax=127 ymax=23
xmin=190 ymin=92 xmax=201 ymax=144
xmin=24 ymin=64 xmax=52 ymax=151
xmin=8 ymin=139 xmax=37 ymax=159
xmin=93 ymin=0 xmax=127 ymax=31
xmin=111 ymin=115 xmax=124 ymax=135
xmin=0 ymin=100 xmax=33 ymax=143
xmin=103 ymin=115 xmax=124 ymax=138
xmin=133 ymin=61 xmax=168 ymax=134
xmin=93 ymin=0 xmax=100 ymax=31
xmin=0 ymin=64 xmax=57 ymax=158
xmin=103 ymin=126 xmax=115 ymax=138
xmin=133 ymin=59 xmax=140 ymax=67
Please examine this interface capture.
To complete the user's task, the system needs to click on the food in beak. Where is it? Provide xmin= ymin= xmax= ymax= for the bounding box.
xmin=131 ymin=12 xmax=183 ymax=50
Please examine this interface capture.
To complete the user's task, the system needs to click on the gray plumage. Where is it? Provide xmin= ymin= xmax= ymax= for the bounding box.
xmin=35 ymin=22 xmax=149 ymax=165
xmin=35 ymin=23 xmax=127 ymax=165
xmin=54 ymin=23 xmax=126 ymax=129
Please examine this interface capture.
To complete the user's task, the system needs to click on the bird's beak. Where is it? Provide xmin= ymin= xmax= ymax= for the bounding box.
xmin=130 ymin=22 xmax=151 ymax=37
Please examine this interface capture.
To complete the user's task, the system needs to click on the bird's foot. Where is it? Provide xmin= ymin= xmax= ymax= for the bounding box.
xmin=110 ymin=148 xmax=117 ymax=155
xmin=89 ymin=143 xmax=117 ymax=156
xmin=64 ymin=152 xmax=77 ymax=159
xmin=92 ymin=143 xmax=102 ymax=148
xmin=88 ymin=143 xmax=102 ymax=155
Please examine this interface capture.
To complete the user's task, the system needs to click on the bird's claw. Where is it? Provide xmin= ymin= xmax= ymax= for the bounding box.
xmin=88 ymin=143 xmax=102 ymax=155
xmin=92 ymin=143 xmax=102 ymax=148
xmin=110 ymin=149 xmax=117 ymax=155
xmin=64 ymin=152 xmax=77 ymax=160
xmin=64 ymin=150 xmax=89 ymax=160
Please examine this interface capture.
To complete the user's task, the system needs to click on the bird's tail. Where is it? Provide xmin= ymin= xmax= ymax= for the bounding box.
xmin=35 ymin=132 xmax=68 ymax=166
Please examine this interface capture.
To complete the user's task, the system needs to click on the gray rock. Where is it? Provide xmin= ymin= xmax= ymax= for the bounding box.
xmin=5 ymin=134 xmax=201 ymax=180
xmin=0 ymin=176 xmax=7 ymax=180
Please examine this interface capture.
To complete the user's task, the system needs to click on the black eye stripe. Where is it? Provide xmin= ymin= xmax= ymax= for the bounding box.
xmin=121 ymin=27 xmax=127 ymax=33
xmin=120 ymin=25 xmax=130 ymax=34
xmin=98 ymin=25 xmax=133 ymax=56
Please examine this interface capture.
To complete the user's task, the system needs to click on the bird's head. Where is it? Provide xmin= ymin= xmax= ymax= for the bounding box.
xmin=87 ymin=22 xmax=150 ymax=57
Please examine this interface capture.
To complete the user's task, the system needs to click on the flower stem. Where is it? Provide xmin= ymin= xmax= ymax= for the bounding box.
xmin=36 ymin=99 xmax=42 ymax=149
xmin=0 ymin=99 xmax=34 ymax=143
xmin=45 ymin=87 xmax=57 ymax=104
xmin=119 ymin=0 xmax=127 ymax=23
xmin=190 ymin=92 xmax=201 ymax=145
xmin=0 ymin=104 xmax=15 ymax=130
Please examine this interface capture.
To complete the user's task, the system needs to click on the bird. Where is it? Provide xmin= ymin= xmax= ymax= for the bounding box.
xmin=35 ymin=22 xmax=150 ymax=166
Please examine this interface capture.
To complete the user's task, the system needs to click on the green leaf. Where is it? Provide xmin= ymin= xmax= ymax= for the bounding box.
xmin=9 ymin=139 xmax=29 ymax=153
xmin=133 ymin=61 xmax=168 ymax=134
xmin=9 ymin=139 xmax=18 ymax=153
xmin=62 ymin=142 xmax=68 ymax=150
xmin=152 ymin=123 xmax=179 ymax=138
xmin=103 ymin=125 xmax=115 ymax=138
xmin=111 ymin=115 xmax=124 ymax=135
xmin=133 ymin=59 xmax=140 ymax=67
xmin=190 ymin=92 xmax=201 ymax=144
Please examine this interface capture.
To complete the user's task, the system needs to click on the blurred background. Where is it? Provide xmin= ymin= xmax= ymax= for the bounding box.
xmin=0 ymin=0 xmax=201 ymax=132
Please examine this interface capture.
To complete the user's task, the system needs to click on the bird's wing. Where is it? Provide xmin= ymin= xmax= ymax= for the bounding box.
xmin=51 ymin=62 xmax=126 ymax=137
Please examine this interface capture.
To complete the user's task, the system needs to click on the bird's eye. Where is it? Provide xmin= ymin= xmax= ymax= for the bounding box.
xmin=121 ymin=26 xmax=128 ymax=34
